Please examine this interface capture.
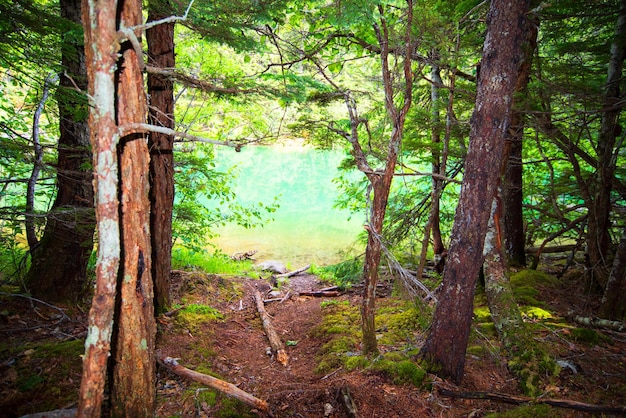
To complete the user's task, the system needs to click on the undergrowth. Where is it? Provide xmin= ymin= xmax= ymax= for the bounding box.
xmin=172 ymin=247 xmax=253 ymax=275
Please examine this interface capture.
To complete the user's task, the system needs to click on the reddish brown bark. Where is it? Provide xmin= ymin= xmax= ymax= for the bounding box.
xmin=109 ymin=0 xmax=156 ymax=414
xmin=147 ymin=3 xmax=175 ymax=312
xmin=359 ymin=1 xmax=415 ymax=355
xmin=587 ymin=0 xmax=626 ymax=288
xmin=502 ymin=10 xmax=537 ymax=268
xmin=27 ymin=0 xmax=95 ymax=303
xmin=420 ymin=0 xmax=529 ymax=383
xmin=77 ymin=0 xmax=120 ymax=415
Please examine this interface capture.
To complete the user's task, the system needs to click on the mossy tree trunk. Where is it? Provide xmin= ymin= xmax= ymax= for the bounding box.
xmin=599 ymin=228 xmax=626 ymax=321
xmin=483 ymin=193 xmax=547 ymax=396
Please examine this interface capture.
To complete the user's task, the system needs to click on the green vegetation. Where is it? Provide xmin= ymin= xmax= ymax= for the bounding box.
xmin=175 ymin=303 xmax=224 ymax=333
xmin=484 ymin=404 xmax=555 ymax=418
xmin=172 ymin=247 xmax=253 ymax=275
xmin=570 ymin=328 xmax=612 ymax=346
xmin=312 ymin=258 xmax=364 ymax=289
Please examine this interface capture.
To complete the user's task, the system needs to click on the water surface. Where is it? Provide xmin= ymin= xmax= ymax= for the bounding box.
xmin=211 ymin=144 xmax=363 ymax=266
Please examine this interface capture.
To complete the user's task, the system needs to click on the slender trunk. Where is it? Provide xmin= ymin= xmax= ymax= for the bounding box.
xmin=599 ymin=228 xmax=626 ymax=321
xmin=147 ymin=2 xmax=175 ymax=313
xmin=27 ymin=0 xmax=95 ymax=303
xmin=360 ymin=0 xmax=414 ymax=356
xmin=420 ymin=0 xmax=529 ymax=383
xmin=109 ymin=0 xmax=156 ymax=414
xmin=77 ymin=0 xmax=120 ymax=415
xmin=587 ymin=0 xmax=626 ymax=288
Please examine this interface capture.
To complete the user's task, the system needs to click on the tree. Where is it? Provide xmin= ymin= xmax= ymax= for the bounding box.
xmin=77 ymin=0 xmax=155 ymax=414
xmin=25 ymin=0 xmax=95 ymax=303
xmin=420 ymin=0 xmax=529 ymax=383
xmin=147 ymin=0 xmax=176 ymax=312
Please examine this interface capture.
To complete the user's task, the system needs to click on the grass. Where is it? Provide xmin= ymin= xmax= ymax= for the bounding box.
xmin=172 ymin=247 xmax=253 ymax=275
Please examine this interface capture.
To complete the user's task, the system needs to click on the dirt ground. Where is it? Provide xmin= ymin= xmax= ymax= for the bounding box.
xmin=1 ymin=265 xmax=625 ymax=417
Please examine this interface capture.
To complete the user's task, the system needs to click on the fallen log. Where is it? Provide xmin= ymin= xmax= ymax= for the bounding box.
xmin=299 ymin=290 xmax=341 ymax=297
xmin=276 ymin=264 xmax=311 ymax=278
xmin=573 ymin=316 xmax=626 ymax=332
xmin=158 ymin=356 xmax=271 ymax=415
xmin=439 ymin=389 xmax=626 ymax=414
xmin=254 ymin=290 xmax=289 ymax=366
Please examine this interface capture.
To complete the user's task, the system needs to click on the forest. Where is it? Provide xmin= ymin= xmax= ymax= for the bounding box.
xmin=0 ymin=0 xmax=625 ymax=416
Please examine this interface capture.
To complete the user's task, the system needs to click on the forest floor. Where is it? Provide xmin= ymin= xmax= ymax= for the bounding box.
xmin=1 ymin=260 xmax=625 ymax=417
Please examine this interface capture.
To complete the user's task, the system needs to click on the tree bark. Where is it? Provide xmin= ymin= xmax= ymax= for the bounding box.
xmin=26 ymin=0 xmax=95 ymax=303
xmin=109 ymin=0 xmax=157 ymax=414
xmin=254 ymin=289 xmax=289 ymax=366
xmin=158 ymin=356 xmax=270 ymax=413
xmin=77 ymin=0 xmax=120 ymax=415
xmin=587 ymin=0 xmax=626 ymax=288
xmin=502 ymin=9 xmax=537 ymax=269
xmin=147 ymin=1 xmax=175 ymax=313
xmin=359 ymin=1 xmax=414 ymax=356
xmin=420 ymin=0 xmax=528 ymax=384
xmin=599 ymin=227 xmax=626 ymax=321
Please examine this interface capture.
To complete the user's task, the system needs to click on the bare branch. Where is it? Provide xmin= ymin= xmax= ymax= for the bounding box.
xmin=117 ymin=123 xmax=239 ymax=148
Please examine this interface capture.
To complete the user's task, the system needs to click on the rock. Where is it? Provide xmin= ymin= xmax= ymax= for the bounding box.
xmin=255 ymin=260 xmax=288 ymax=274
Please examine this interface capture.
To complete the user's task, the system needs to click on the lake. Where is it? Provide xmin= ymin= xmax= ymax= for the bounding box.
xmin=211 ymin=143 xmax=364 ymax=267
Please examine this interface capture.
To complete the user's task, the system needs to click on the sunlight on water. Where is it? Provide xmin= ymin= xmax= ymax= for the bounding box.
xmin=211 ymin=144 xmax=364 ymax=267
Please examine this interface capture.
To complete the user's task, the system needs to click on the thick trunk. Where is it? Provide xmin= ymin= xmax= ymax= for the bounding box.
xmin=147 ymin=3 xmax=175 ymax=313
xmin=599 ymin=228 xmax=626 ymax=321
xmin=109 ymin=0 xmax=156 ymax=415
xmin=587 ymin=0 xmax=626 ymax=288
xmin=420 ymin=0 xmax=528 ymax=383
xmin=27 ymin=0 xmax=95 ymax=303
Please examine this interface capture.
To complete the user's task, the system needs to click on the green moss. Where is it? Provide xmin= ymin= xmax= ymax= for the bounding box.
xmin=371 ymin=354 xmax=426 ymax=387
xmin=570 ymin=328 xmax=612 ymax=345
xmin=521 ymin=306 xmax=553 ymax=320
xmin=510 ymin=269 xmax=559 ymax=288
xmin=467 ymin=345 xmax=486 ymax=357
xmin=474 ymin=306 xmax=492 ymax=322
xmin=344 ymin=355 xmax=369 ymax=371
xmin=31 ymin=339 xmax=84 ymax=359
xmin=512 ymin=285 xmax=542 ymax=306
xmin=176 ymin=303 xmax=224 ymax=333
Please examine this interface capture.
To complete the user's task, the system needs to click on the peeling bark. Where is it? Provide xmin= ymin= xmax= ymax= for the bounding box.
xmin=110 ymin=0 xmax=156 ymax=414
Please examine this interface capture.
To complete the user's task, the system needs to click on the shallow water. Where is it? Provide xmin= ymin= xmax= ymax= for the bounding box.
xmin=211 ymin=144 xmax=364 ymax=266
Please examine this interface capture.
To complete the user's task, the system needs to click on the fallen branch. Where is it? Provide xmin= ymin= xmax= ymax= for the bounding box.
xmin=573 ymin=316 xmax=626 ymax=332
xmin=439 ymin=389 xmax=626 ymax=414
xmin=254 ymin=290 xmax=289 ymax=366
xmin=276 ymin=264 xmax=311 ymax=278
xmin=299 ymin=290 xmax=341 ymax=297
xmin=340 ymin=386 xmax=359 ymax=418
xmin=158 ymin=355 xmax=271 ymax=415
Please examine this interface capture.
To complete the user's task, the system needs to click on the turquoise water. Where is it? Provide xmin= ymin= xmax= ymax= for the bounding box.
xmin=211 ymin=144 xmax=364 ymax=266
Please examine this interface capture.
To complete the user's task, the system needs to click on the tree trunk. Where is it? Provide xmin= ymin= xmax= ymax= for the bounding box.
xmin=359 ymin=1 xmax=415 ymax=356
xmin=502 ymin=8 xmax=537 ymax=268
xmin=26 ymin=0 xmax=95 ymax=303
xmin=420 ymin=0 xmax=529 ymax=384
xmin=484 ymin=191 xmax=546 ymax=396
xmin=146 ymin=2 xmax=175 ymax=313
xmin=77 ymin=0 xmax=120 ymax=415
xmin=599 ymin=228 xmax=626 ymax=320
xmin=587 ymin=0 xmax=626 ymax=288
xmin=109 ymin=0 xmax=157 ymax=414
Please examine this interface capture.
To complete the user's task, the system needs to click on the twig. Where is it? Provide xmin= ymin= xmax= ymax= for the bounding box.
xmin=439 ymin=388 xmax=626 ymax=414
